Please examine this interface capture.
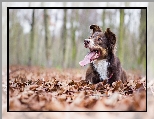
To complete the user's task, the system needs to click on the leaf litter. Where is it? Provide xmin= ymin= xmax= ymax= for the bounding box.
xmin=9 ymin=65 xmax=146 ymax=111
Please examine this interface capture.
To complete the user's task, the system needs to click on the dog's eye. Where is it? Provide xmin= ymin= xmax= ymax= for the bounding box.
xmin=98 ymin=38 xmax=101 ymax=41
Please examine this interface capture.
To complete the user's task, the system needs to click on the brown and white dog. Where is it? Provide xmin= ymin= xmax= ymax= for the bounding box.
xmin=79 ymin=25 xmax=127 ymax=85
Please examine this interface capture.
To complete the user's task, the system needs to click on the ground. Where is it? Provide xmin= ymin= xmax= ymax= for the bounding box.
xmin=2 ymin=65 xmax=154 ymax=119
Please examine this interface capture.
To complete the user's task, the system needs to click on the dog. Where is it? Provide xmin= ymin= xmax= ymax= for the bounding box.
xmin=79 ymin=24 xmax=127 ymax=85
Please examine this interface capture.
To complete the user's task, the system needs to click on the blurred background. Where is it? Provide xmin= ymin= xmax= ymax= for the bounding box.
xmin=2 ymin=2 xmax=154 ymax=78
xmin=6 ymin=3 xmax=147 ymax=75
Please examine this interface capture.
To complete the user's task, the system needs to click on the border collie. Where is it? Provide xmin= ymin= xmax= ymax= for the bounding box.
xmin=79 ymin=24 xmax=127 ymax=85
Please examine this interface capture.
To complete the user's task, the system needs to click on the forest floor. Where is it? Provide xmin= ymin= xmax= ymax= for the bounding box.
xmin=2 ymin=65 xmax=154 ymax=119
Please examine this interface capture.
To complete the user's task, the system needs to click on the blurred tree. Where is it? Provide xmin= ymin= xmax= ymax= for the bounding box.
xmin=118 ymin=9 xmax=125 ymax=65
xmin=28 ymin=9 xmax=35 ymax=66
xmin=71 ymin=9 xmax=78 ymax=67
xmin=44 ymin=9 xmax=51 ymax=67
xmin=9 ymin=10 xmax=18 ymax=64
xmin=79 ymin=9 xmax=97 ymax=40
xmin=52 ymin=11 xmax=58 ymax=42
xmin=102 ymin=9 xmax=106 ymax=30
xmin=61 ymin=9 xmax=67 ymax=68
xmin=9 ymin=10 xmax=24 ymax=65
xmin=138 ymin=9 xmax=146 ymax=71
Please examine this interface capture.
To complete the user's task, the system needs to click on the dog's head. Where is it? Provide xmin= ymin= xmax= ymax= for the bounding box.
xmin=79 ymin=24 xmax=116 ymax=66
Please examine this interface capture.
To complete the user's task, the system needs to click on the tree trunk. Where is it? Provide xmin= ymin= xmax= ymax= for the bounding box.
xmin=138 ymin=9 xmax=146 ymax=71
xmin=118 ymin=9 xmax=125 ymax=65
xmin=28 ymin=9 xmax=35 ymax=66
xmin=71 ymin=9 xmax=78 ymax=67
xmin=44 ymin=9 xmax=51 ymax=67
xmin=61 ymin=9 xmax=67 ymax=68
xmin=102 ymin=9 xmax=106 ymax=30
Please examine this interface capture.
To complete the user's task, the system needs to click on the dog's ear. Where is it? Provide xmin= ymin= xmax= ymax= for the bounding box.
xmin=90 ymin=24 xmax=102 ymax=34
xmin=104 ymin=28 xmax=116 ymax=46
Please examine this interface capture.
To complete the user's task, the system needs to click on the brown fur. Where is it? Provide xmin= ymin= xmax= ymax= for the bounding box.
xmin=85 ymin=24 xmax=127 ymax=85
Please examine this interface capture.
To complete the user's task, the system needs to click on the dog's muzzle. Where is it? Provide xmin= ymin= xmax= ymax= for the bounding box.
xmin=84 ymin=39 xmax=90 ymax=46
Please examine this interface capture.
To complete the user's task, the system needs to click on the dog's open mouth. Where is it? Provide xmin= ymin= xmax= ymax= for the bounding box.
xmin=79 ymin=49 xmax=100 ymax=67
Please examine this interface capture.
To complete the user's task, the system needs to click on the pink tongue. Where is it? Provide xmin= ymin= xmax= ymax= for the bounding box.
xmin=79 ymin=52 xmax=95 ymax=66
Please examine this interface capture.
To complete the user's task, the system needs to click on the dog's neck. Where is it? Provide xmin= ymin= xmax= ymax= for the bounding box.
xmin=91 ymin=59 xmax=109 ymax=81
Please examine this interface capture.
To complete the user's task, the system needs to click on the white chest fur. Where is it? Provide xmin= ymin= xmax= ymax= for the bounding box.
xmin=92 ymin=60 xmax=109 ymax=81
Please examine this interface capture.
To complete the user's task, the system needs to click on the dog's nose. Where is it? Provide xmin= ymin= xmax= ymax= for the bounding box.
xmin=84 ymin=39 xmax=90 ymax=45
